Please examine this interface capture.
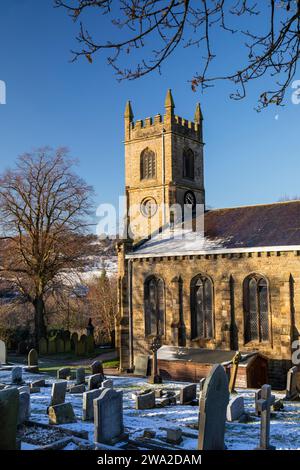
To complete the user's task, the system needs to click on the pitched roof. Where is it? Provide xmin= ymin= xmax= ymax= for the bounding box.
xmin=129 ymin=200 xmax=300 ymax=257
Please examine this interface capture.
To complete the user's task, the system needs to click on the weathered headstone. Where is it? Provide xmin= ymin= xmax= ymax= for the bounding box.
xmin=91 ymin=360 xmax=104 ymax=375
xmin=256 ymin=384 xmax=275 ymax=450
xmin=18 ymin=392 xmax=30 ymax=425
xmin=77 ymin=335 xmax=87 ymax=356
xmin=285 ymin=366 xmax=300 ymax=400
xmin=48 ymin=403 xmax=77 ymax=425
xmin=57 ymin=367 xmax=71 ymax=380
xmin=166 ymin=428 xmax=182 ymax=445
xmin=226 ymin=396 xmax=245 ymax=422
xmin=38 ymin=337 xmax=48 ymax=355
xmin=102 ymin=379 xmax=113 ymax=389
xmin=228 ymin=351 xmax=241 ymax=394
xmin=198 ymin=364 xmax=229 ymax=450
xmin=0 ymin=339 xmax=7 ymax=364
xmin=69 ymin=384 xmax=85 ymax=394
xmin=50 ymin=381 xmax=67 ymax=406
xmin=28 ymin=348 xmax=38 ymax=367
xmin=86 ymin=335 xmax=94 ymax=354
xmin=48 ymin=338 xmax=56 ymax=354
xmin=88 ymin=373 xmax=104 ymax=391
xmin=76 ymin=367 xmax=86 ymax=385
xmin=56 ymin=338 xmax=65 ymax=354
xmin=82 ymin=389 xmax=102 ymax=421
xmin=12 ymin=367 xmax=23 ymax=384
xmin=180 ymin=383 xmax=197 ymax=405
xmin=71 ymin=332 xmax=78 ymax=351
xmin=31 ymin=379 xmax=45 ymax=388
xmin=0 ymin=388 xmax=19 ymax=449
xmin=64 ymin=338 xmax=71 ymax=353
xmin=94 ymin=388 xmax=125 ymax=445
xmin=134 ymin=355 xmax=149 ymax=376
xmin=135 ymin=391 xmax=156 ymax=410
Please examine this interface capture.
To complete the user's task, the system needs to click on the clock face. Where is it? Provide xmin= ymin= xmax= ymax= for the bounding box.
xmin=141 ymin=197 xmax=158 ymax=217
xmin=184 ymin=191 xmax=196 ymax=207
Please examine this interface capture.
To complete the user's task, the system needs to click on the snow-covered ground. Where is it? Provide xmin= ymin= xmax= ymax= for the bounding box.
xmin=1 ymin=369 xmax=300 ymax=450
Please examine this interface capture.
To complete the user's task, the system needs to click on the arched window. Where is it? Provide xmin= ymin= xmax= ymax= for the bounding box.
xmin=244 ymin=275 xmax=269 ymax=343
xmin=144 ymin=276 xmax=165 ymax=337
xmin=190 ymin=275 xmax=214 ymax=339
xmin=183 ymin=149 xmax=194 ymax=179
xmin=140 ymin=148 xmax=156 ymax=180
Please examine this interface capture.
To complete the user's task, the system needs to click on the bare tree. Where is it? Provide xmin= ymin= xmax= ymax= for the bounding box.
xmin=0 ymin=148 xmax=94 ymax=345
xmin=55 ymin=1 xmax=300 ymax=110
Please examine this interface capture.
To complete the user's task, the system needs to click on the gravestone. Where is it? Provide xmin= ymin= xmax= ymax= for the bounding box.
xmin=285 ymin=366 xmax=300 ymax=400
xmin=48 ymin=403 xmax=77 ymax=425
xmin=148 ymin=336 xmax=162 ymax=384
xmin=64 ymin=338 xmax=71 ymax=353
xmin=18 ymin=385 xmax=30 ymax=394
xmin=86 ymin=335 xmax=94 ymax=354
xmin=88 ymin=373 xmax=104 ymax=391
xmin=134 ymin=355 xmax=149 ymax=376
xmin=50 ymin=381 xmax=67 ymax=406
xmin=180 ymin=383 xmax=197 ymax=405
xmin=198 ymin=364 xmax=229 ymax=450
xmin=77 ymin=336 xmax=86 ymax=356
xmin=226 ymin=396 xmax=245 ymax=422
xmin=102 ymin=379 xmax=113 ymax=389
xmin=69 ymin=384 xmax=85 ymax=394
xmin=12 ymin=367 xmax=23 ymax=384
xmin=135 ymin=391 xmax=156 ymax=410
xmin=91 ymin=360 xmax=104 ymax=375
xmin=31 ymin=379 xmax=45 ymax=388
xmin=0 ymin=388 xmax=19 ymax=449
xmin=28 ymin=349 xmax=38 ymax=366
xmin=82 ymin=389 xmax=102 ymax=420
xmin=38 ymin=338 xmax=48 ymax=355
xmin=256 ymin=384 xmax=275 ymax=450
xmin=166 ymin=428 xmax=182 ymax=445
xmin=18 ymin=392 xmax=30 ymax=425
xmin=56 ymin=338 xmax=65 ymax=354
xmin=94 ymin=388 xmax=125 ymax=445
xmin=76 ymin=367 xmax=86 ymax=385
xmin=71 ymin=332 xmax=78 ymax=351
xmin=57 ymin=367 xmax=71 ymax=380
xmin=0 ymin=339 xmax=7 ymax=364
xmin=48 ymin=338 xmax=56 ymax=354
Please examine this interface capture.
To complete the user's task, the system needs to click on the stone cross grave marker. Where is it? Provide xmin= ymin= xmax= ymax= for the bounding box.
xmin=0 ymin=339 xmax=7 ymax=364
xmin=148 ymin=336 xmax=162 ymax=384
xmin=0 ymin=388 xmax=19 ymax=450
xmin=285 ymin=366 xmax=300 ymax=400
xmin=256 ymin=384 xmax=275 ymax=450
xmin=228 ymin=351 xmax=241 ymax=394
xmin=198 ymin=364 xmax=229 ymax=450
xmin=50 ymin=381 xmax=67 ymax=406
xmin=94 ymin=388 xmax=126 ymax=445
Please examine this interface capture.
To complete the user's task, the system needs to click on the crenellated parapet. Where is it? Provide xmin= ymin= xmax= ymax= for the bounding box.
xmin=124 ymin=89 xmax=203 ymax=142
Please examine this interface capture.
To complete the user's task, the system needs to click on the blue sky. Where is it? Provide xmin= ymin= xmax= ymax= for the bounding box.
xmin=0 ymin=1 xmax=299 ymax=224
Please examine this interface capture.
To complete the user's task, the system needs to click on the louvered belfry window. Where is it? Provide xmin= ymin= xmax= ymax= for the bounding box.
xmin=144 ymin=276 xmax=165 ymax=337
xmin=191 ymin=275 xmax=214 ymax=339
xmin=183 ymin=148 xmax=194 ymax=179
xmin=140 ymin=148 xmax=156 ymax=180
xmin=244 ymin=275 xmax=269 ymax=343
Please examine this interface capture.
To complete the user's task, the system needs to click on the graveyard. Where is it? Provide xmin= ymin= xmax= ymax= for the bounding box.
xmin=1 ymin=339 xmax=300 ymax=452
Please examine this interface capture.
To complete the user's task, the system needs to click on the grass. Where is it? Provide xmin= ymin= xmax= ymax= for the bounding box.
xmin=39 ymin=358 xmax=120 ymax=377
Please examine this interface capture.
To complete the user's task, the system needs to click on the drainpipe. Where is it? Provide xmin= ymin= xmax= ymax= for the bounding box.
xmin=128 ymin=259 xmax=134 ymax=371
xmin=162 ymin=128 xmax=166 ymax=227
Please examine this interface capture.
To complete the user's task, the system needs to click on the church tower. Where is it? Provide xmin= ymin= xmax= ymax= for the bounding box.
xmin=124 ymin=90 xmax=205 ymax=241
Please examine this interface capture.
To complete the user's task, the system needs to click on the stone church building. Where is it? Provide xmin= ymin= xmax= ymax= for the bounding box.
xmin=116 ymin=90 xmax=300 ymax=389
